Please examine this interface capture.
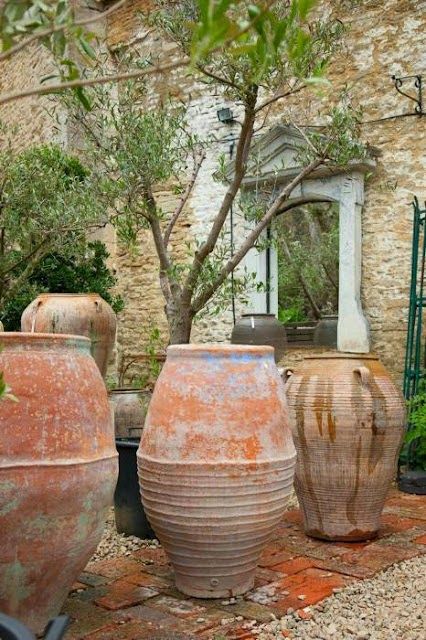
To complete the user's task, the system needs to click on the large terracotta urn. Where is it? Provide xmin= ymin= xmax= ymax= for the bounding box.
xmin=231 ymin=314 xmax=287 ymax=363
xmin=138 ymin=344 xmax=296 ymax=598
xmin=21 ymin=294 xmax=116 ymax=377
xmin=0 ymin=333 xmax=118 ymax=633
xmin=285 ymin=353 xmax=405 ymax=541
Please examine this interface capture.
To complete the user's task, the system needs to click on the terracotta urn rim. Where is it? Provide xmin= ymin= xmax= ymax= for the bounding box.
xmin=167 ymin=343 xmax=274 ymax=358
xmin=34 ymin=292 xmax=104 ymax=299
xmin=240 ymin=313 xmax=277 ymax=317
xmin=0 ymin=332 xmax=91 ymax=347
xmin=108 ymin=387 xmax=148 ymax=395
xmin=304 ymin=352 xmax=378 ymax=361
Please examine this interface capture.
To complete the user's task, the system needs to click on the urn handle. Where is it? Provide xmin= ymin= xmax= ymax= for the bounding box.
xmin=281 ymin=367 xmax=294 ymax=384
xmin=353 ymin=366 xmax=373 ymax=387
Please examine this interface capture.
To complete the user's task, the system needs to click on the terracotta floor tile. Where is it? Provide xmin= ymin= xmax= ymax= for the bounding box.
xmin=254 ymin=567 xmax=285 ymax=586
xmin=282 ymin=510 xmax=304 ymax=525
xmin=270 ymin=556 xmax=315 ymax=575
xmin=95 ymin=585 xmax=159 ymax=611
xmin=85 ymin=558 xmax=144 ymax=580
xmin=123 ymin=572 xmax=172 ymax=590
xmin=341 ymin=542 xmax=422 ymax=573
xmin=270 ymin=567 xmax=356 ymax=615
xmin=414 ymin=533 xmax=426 ymax=545
xmin=258 ymin=543 xmax=294 ymax=567
xmin=147 ymin=594 xmax=209 ymax=619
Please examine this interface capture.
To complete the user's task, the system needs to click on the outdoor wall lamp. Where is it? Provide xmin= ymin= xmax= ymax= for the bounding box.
xmin=217 ymin=107 xmax=235 ymax=124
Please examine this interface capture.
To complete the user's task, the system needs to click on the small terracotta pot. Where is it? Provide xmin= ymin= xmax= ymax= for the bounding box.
xmin=231 ymin=314 xmax=287 ymax=363
xmin=109 ymin=388 xmax=151 ymax=439
xmin=285 ymin=353 xmax=405 ymax=541
xmin=138 ymin=344 xmax=296 ymax=598
xmin=21 ymin=293 xmax=117 ymax=377
xmin=0 ymin=333 xmax=118 ymax=633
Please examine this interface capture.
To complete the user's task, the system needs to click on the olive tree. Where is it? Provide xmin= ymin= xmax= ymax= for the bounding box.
xmin=64 ymin=0 xmax=365 ymax=343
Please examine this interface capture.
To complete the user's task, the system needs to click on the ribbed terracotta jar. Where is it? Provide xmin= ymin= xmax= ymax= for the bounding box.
xmin=21 ymin=293 xmax=116 ymax=377
xmin=138 ymin=344 xmax=296 ymax=598
xmin=109 ymin=388 xmax=151 ymax=439
xmin=231 ymin=314 xmax=287 ymax=363
xmin=0 ymin=333 xmax=118 ymax=633
xmin=285 ymin=353 xmax=405 ymax=541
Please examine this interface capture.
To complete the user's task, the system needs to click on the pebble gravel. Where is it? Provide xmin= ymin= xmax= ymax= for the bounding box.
xmin=89 ymin=509 xmax=160 ymax=563
xmin=250 ymin=554 xmax=426 ymax=640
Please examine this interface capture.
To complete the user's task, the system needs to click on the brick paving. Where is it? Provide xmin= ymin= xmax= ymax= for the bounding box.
xmin=62 ymin=490 xmax=426 ymax=639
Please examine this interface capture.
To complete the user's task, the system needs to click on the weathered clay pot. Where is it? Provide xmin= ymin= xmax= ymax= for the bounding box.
xmin=138 ymin=344 xmax=296 ymax=598
xmin=21 ymin=294 xmax=117 ymax=377
xmin=285 ymin=353 xmax=405 ymax=541
xmin=109 ymin=388 xmax=151 ymax=439
xmin=313 ymin=315 xmax=338 ymax=348
xmin=231 ymin=314 xmax=287 ymax=363
xmin=0 ymin=333 xmax=118 ymax=633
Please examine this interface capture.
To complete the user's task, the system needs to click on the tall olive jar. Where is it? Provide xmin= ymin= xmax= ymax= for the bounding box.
xmin=231 ymin=314 xmax=287 ymax=363
xmin=285 ymin=353 xmax=405 ymax=541
xmin=0 ymin=333 xmax=118 ymax=633
xmin=139 ymin=344 xmax=296 ymax=598
xmin=21 ymin=293 xmax=116 ymax=378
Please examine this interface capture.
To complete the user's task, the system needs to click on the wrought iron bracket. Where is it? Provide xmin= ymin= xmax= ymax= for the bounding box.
xmin=392 ymin=74 xmax=423 ymax=115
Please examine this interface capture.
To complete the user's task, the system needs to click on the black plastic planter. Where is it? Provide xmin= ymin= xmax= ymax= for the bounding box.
xmin=398 ymin=469 xmax=426 ymax=495
xmin=114 ymin=438 xmax=155 ymax=539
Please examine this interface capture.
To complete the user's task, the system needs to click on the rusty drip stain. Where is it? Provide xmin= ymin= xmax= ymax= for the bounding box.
xmin=294 ymin=376 xmax=323 ymax=532
xmin=313 ymin=391 xmax=324 ymax=437
xmin=367 ymin=374 xmax=387 ymax=475
xmin=346 ymin=434 xmax=362 ymax=526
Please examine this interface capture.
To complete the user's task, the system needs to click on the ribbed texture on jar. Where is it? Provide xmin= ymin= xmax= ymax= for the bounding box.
xmin=138 ymin=456 xmax=296 ymax=597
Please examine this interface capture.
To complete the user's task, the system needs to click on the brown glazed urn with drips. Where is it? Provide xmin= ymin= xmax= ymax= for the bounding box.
xmin=285 ymin=353 xmax=405 ymax=541
xmin=138 ymin=344 xmax=296 ymax=598
xmin=0 ymin=333 xmax=118 ymax=633
xmin=21 ymin=293 xmax=117 ymax=377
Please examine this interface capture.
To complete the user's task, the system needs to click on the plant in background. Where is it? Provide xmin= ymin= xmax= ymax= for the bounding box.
xmin=405 ymin=390 xmax=426 ymax=471
xmin=1 ymin=241 xmax=123 ymax=330
xmin=109 ymin=328 xmax=166 ymax=391
xmin=0 ymin=370 xmax=17 ymax=402
xmin=63 ymin=0 xmax=365 ymax=344
xmin=0 ymin=142 xmax=104 ymax=313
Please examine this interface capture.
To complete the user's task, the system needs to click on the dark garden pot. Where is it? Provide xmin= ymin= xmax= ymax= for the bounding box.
xmin=231 ymin=313 xmax=287 ymax=363
xmin=313 ymin=315 xmax=338 ymax=348
xmin=398 ymin=470 xmax=426 ymax=495
xmin=115 ymin=438 xmax=155 ymax=539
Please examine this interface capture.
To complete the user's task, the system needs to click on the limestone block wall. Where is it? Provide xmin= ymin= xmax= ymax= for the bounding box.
xmin=106 ymin=0 xmax=425 ymax=384
xmin=0 ymin=0 xmax=425 ymax=386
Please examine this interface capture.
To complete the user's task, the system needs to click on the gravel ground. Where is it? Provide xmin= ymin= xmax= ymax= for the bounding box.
xmin=249 ymin=554 xmax=426 ymax=640
xmin=88 ymin=495 xmax=425 ymax=640
xmin=89 ymin=509 xmax=160 ymax=563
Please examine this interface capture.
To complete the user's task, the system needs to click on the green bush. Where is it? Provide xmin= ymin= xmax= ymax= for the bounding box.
xmin=405 ymin=391 xmax=426 ymax=471
xmin=1 ymin=241 xmax=123 ymax=330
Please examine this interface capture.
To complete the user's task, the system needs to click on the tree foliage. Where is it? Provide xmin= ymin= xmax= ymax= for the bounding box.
xmin=276 ymin=203 xmax=339 ymax=322
xmin=1 ymin=240 xmax=123 ymax=330
xmin=61 ymin=0 xmax=365 ymax=344
xmin=0 ymin=142 xmax=104 ymax=308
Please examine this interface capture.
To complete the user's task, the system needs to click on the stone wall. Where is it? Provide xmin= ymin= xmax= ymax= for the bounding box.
xmin=1 ymin=0 xmax=425 ymax=385
xmin=105 ymin=0 xmax=425 ymax=384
